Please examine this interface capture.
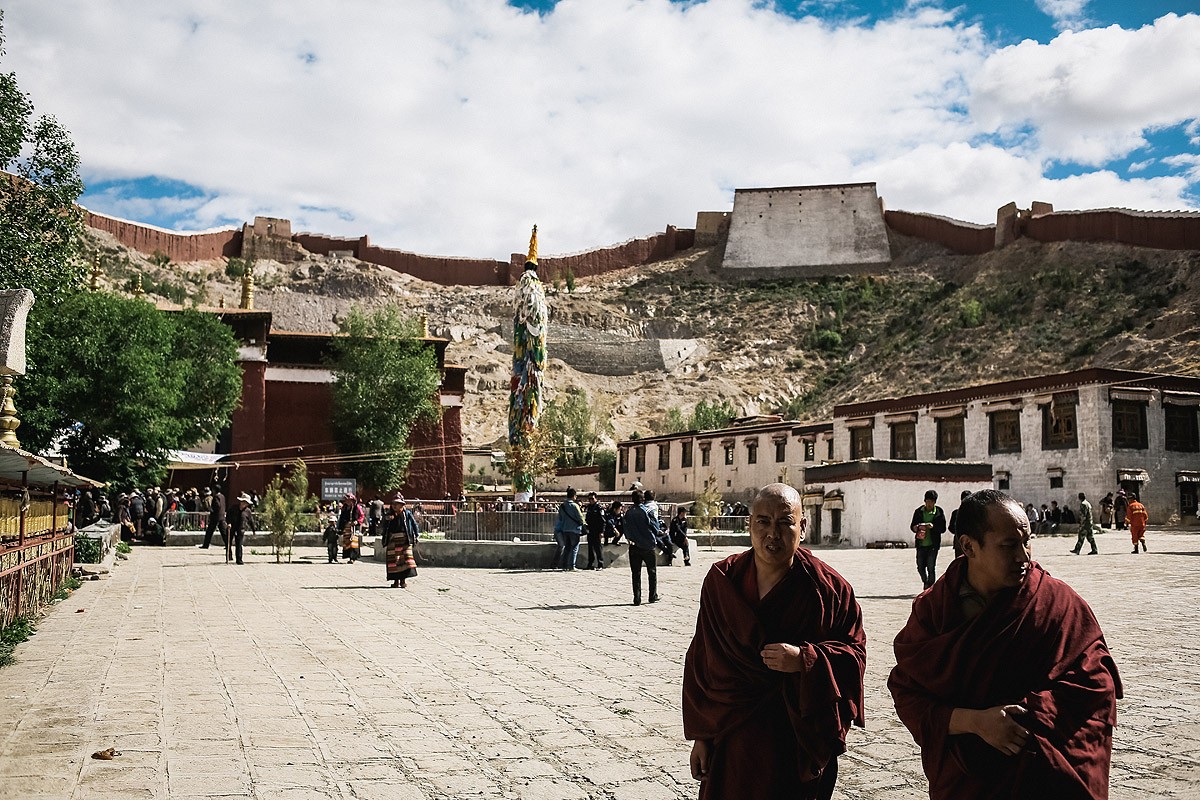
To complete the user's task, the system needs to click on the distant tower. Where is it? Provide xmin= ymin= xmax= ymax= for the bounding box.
xmin=507 ymin=225 xmax=548 ymax=501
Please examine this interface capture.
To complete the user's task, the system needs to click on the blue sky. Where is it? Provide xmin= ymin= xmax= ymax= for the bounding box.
xmin=3 ymin=0 xmax=1199 ymax=256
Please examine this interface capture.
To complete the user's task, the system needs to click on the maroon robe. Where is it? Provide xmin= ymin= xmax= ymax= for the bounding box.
xmin=889 ymin=558 xmax=1122 ymax=800
xmin=683 ymin=549 xmax=866 ymax=800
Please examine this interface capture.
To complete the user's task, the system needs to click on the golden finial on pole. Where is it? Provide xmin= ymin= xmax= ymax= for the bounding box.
xmin=89 ymin=257 xmax=103 ymax=291
xmin=240 ymin=264 xmax=255 ymax=310
xmin=419 ymin=314 xmax=430 ymax=337
xmin=0 ymin=375 xmax=20 ymax=448
xmin=526 ymin=224 xmax=538 ymax=266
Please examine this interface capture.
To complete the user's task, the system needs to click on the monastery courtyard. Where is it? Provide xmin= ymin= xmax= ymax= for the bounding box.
xmin=1 ymin=531 xmax=1197 ymax=800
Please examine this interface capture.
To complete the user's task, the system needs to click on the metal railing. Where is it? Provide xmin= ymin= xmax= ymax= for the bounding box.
xmin=0 ymin=496 xmax=74 ymax=629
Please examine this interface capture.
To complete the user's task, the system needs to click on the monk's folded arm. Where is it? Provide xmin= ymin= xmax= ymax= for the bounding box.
xmin=947 ymin=707 xmax=980 ymax=736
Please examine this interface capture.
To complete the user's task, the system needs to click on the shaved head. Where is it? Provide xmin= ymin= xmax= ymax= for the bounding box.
xmin=752 ymin=483 xmax=802 ymax=511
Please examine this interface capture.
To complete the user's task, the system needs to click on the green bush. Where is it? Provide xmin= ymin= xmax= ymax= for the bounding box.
xmin=959 ymin=299 xmax=984 ymax=328
xmin=0 ymin=617 xmax=36 ymax=668
xmin=73 ymin=534 xmax=102 ymax=564
xmin=116 ymin=541 xmax=131 ymax=555
xmin=810 ymin=328 xmax=843 ymax=352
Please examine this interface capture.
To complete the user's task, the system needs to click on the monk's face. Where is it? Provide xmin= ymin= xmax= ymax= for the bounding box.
xmin=750 ymin=492 xmax=806 ymax=568
xmin=963 ymin=500 xmax=1032 ymax=596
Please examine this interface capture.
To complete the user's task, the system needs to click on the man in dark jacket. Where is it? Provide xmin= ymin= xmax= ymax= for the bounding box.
xmin=624 ymin=490 xmax=666 ymax=605
xmin=199 ymin=485 xmax=227 ymax=550
xmin=228 ymin=492 xmax=254 ymax=565
xmin=584 ymin=492 xmax=607 ymax=569
xmin=911 ymin=489 xmax=947 ymax=591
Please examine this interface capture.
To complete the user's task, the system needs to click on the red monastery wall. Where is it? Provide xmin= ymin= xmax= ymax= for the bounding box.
xmin=505 ymin=225 xmax=696 ymax=284
xmin=883 ymin=210 xmax=994 ymax=255
xmin=86 ymin=211 xmax=242 ymax=262
xmin=1023 ymin=209 xmax=1200 ymax=251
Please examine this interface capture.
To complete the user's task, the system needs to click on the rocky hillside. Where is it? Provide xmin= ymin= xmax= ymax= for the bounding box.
xmin=80 ymin=226 xmax=1200 ymax=447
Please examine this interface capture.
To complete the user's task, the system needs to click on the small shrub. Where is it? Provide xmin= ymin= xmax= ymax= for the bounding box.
xmin=959 ymin=299 xmax=984 ymax=328
xmin=116 ymin=541 xmax=132 ymax=555
xmin=73 ymin=534 xmax=102 ymax=564
xmin=149 ymin=250 xmax=171 ymax=268
xmin=564 ymin=268 xmax=576 ymax=293
xmin=810 ymin=328 xmax=843 ymax=352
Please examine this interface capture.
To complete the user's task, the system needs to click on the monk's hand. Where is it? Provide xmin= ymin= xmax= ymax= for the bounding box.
xmin=972 ymin=705 xmax=1031 ymax=756
xmin=690 ymin=739 xmax=711 ymax=781
xmin=760 ymin=642 xmax=805 ymax=672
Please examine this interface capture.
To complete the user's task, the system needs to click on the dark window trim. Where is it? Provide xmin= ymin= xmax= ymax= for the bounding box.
xmin=1111 ymin=399 xmax=1149 ymax=450
xmin=988 ymin=409 xmax=1022 ymax=455
xmin=1165 ymin=404 xmax=1200 ymax=452
xmin=936 ymin=415 xmax=966 ymax=460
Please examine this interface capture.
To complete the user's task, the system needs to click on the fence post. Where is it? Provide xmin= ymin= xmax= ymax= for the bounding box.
xmin=15 ymin=470 xmax=27 ymax=618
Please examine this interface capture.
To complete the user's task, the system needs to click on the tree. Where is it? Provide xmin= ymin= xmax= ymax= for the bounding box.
xmin=18 ymin=292 xmax=242 ymax=487
xmin=503 ymin=425 xmax=558 ymax=494
xmin=260 ymin=460 xmax=312 ymax=563
xmin=0 ymin=11 xmax=85 ymax=309
xmin=540 ymin=386 xmax=614 ymax=468
xmin=328 ymin=306 xmax=441 ymax=492
xmin=654 ymin=398 xmax=739 ymax=434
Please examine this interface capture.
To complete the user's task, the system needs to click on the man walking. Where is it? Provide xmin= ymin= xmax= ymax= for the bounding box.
xmin=199 ymin=485 xmax=227 ymax=550
xmin=1127 ymin=495 xmax=1149 ymax=553
xmin=910 ymin=490 xmax=946 ymax=590
xmin=228 ymin=492 xmax=254 ymax=565
xmin=624 ymin=489 xmax=664 ymax=605
xmin=890 ymin=490 xmax=1121 ymax=799
xmin=1070 ymin=492 xmax=1099 ymax=555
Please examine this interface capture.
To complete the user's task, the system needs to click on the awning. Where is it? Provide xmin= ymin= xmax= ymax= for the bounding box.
xmin=1118 ymin=469 xmax=1150 ymax=482
xmin=1176 ymin=471 xmax=1200 ymax=485
xmin=0 ymin=443 xmax=102 ymax=489
xmin=166 ymin=450 xmax=228 ymax=471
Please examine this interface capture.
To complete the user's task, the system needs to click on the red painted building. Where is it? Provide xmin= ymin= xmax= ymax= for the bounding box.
xmin=202 ymin=309 xmax=464 ymax=500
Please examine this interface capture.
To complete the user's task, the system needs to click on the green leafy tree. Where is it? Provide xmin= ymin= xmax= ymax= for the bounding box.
xmin=654 ymin=398 xmax=738 ymax=434
xmin=328 ymin=306 xmax=441 ymax=491
xmin=541 ymin=386 xmax=614 ymax=468
xmin=19 ymin=292 xmax=241 ymax=487
xmin=260 ymin=459 xmax=312 ymax=563
xmin=0 ymin=12 xmax=85 ymax=309
xmin=503 ymin=424 xmax=558 ymax=492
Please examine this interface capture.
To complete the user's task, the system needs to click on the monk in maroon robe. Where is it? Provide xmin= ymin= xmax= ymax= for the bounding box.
xmin=683 ymin=484 xmax=866 ymax=800
xmin=889 ymin=489 xmax=1122 ymax=800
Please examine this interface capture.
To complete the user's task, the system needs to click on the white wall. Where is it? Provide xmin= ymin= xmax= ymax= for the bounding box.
xmin=723 ymin=184 xmax=890 ymax=270
xmin=823 ymin=478 xmax=991 ymax=547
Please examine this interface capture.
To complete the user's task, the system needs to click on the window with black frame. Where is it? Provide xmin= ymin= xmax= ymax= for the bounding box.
xmin=850 ymin=426 xmax=873 ymax=459
xmin=1165 ymin=405 xmax=1199 ymax=452
xmin=891 ymin=422 xmax=916 ymax=460
xmin=1042 ymin=399 xmax=1078 ymax=450
xmin=937 ymin=416 xmax=966 ymax=459
xmin=1112 ymin=400 xmax=1148 ymax=449
xmin=989 ymin=409 xmax=1022 ymax=454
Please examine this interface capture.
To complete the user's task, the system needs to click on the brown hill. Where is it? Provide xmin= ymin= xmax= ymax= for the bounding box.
xmin=81 ymin=225 xmax=1200 ymax=447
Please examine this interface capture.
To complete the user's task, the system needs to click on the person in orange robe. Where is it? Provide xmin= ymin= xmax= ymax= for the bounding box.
xmin=1126 ymin=497 xmax=1148 ymax=553
xmin=683 ymin=484 xmax=866 ymax=800
xmin=889 ymin=490 xmax=1121 ymax=800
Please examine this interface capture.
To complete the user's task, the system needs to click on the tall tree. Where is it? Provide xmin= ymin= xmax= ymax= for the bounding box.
xmin=328 ymin=306 xmax=441 ymax=491
xmin=541 ymin=386 xmax=614 ymax=469
xmin=655 ymin=398 xmax=739 ymax=434
xmin=0 ymin=11 xmax=85 ymax=308
xmin=19 ymin=293 xmax=242 ymax=487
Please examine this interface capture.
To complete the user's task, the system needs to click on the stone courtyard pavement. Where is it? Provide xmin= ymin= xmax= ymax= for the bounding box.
xmin=2 ymin=530 xmax=1198 ymax=800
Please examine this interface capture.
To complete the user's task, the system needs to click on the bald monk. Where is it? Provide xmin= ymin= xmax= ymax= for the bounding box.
xmin=889 ymin=489 xmax=1122 ymax=799
xmin=683 ymin=484 xmax=866 ymax=799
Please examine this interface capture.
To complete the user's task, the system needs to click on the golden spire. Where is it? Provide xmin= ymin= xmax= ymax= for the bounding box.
xmin=240 ymin=265 xmax=255 ymax=310
xmin=0 ymin=376 xmax=20 ymax=448
xmin=89 ymin=257 xmax=103 ymax=291
xmin=419 ymin=314 xmax=430 ymax=337
xmin=132 ymin=275 xmax=144 ymax=298
xmin=526 ymin=224 xmax=538 ymax=265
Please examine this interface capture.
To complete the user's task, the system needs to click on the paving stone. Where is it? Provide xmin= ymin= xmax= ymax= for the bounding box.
xmin=1 ymin=537 xmax=1198 ymax=799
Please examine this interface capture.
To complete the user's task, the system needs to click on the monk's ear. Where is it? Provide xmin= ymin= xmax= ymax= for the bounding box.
xmin=959 ymin=534 xmax=976 ymax=558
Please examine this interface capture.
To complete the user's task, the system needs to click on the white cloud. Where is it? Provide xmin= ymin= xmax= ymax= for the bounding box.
xmin=971 ymin=14 xmax=1200 ymax=166
xmin=1 ymin=1 xmax=1197 ymax=257
xmin=1035 ymin=0 xmax=1092 ymax=32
